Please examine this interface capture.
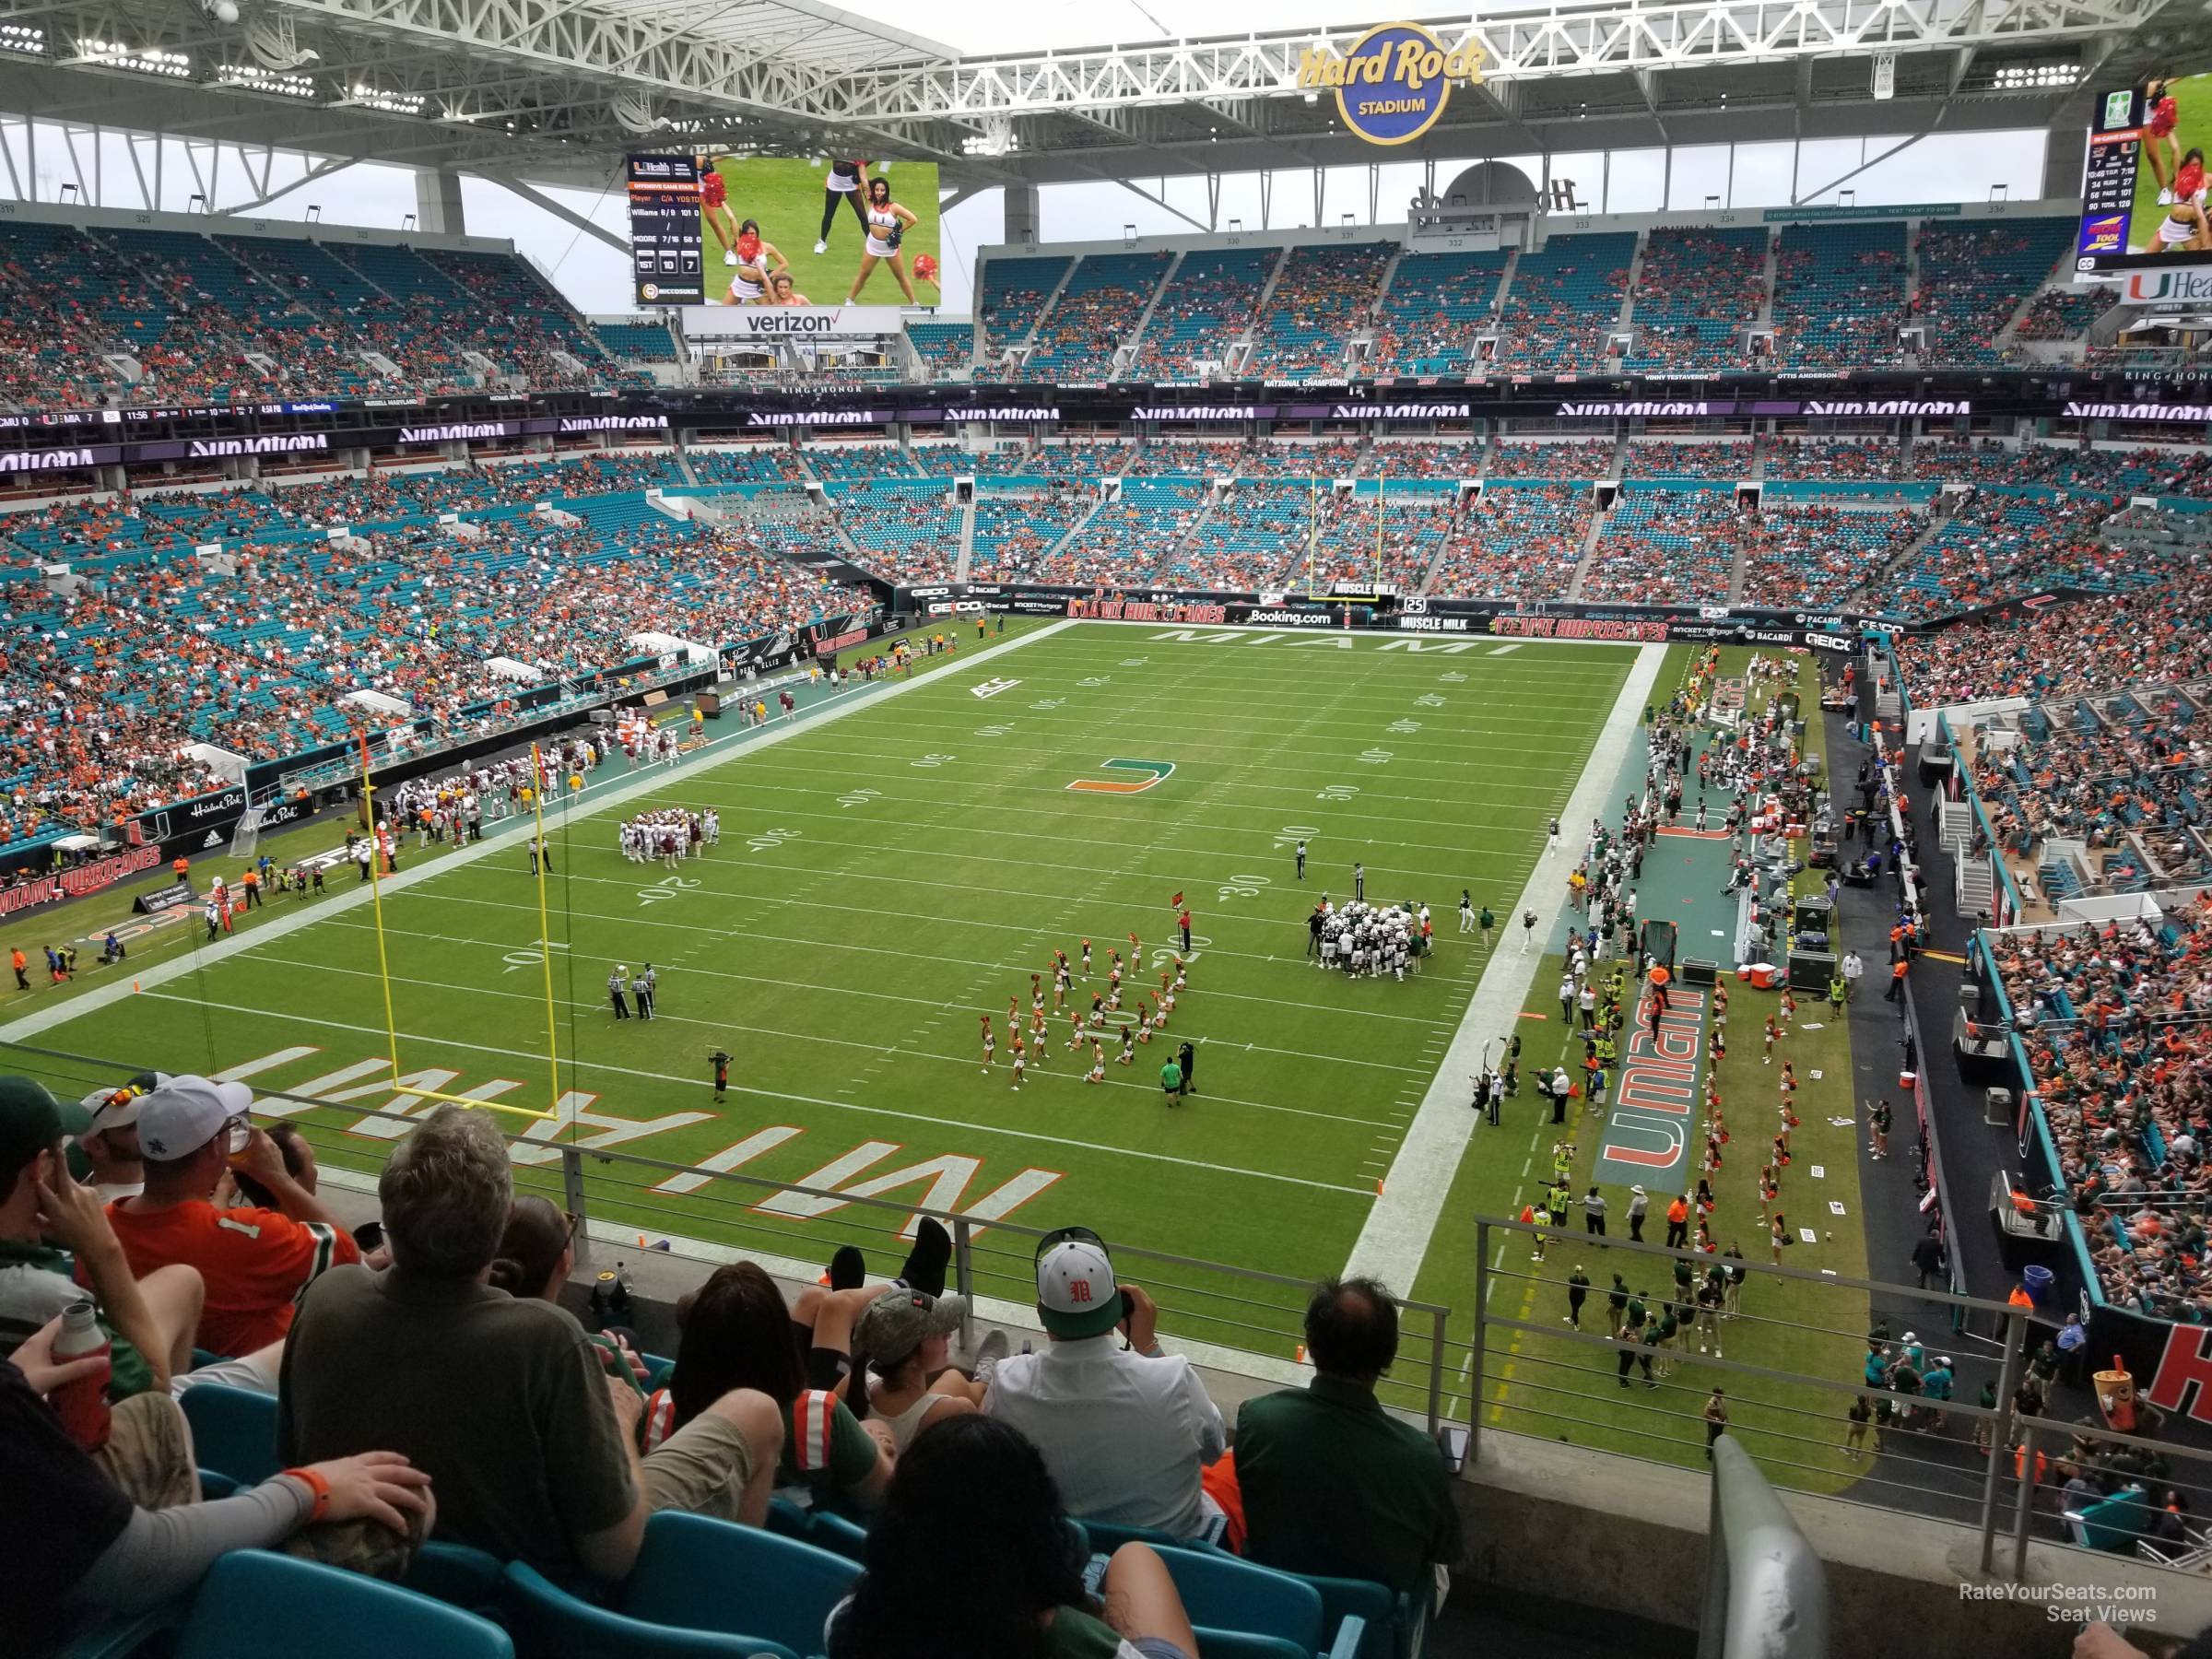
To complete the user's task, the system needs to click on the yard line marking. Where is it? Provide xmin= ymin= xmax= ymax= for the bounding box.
xmin=441 ymin=912 xmax=1453 ymax=1032
xmin=1344 ymin=641 xmax=1667 ymax=1291
xmin=0 ymin=619 xmax=1080 ymax=1050
xmin=232 ymin=950 xmax=1405 ymax=1131
xmin=137 ymin=991 xmax=1374 ymax=1196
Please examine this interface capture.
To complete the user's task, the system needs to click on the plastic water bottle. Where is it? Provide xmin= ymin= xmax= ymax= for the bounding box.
xmin=51 ymin=1298 xmax=112 ymax=1453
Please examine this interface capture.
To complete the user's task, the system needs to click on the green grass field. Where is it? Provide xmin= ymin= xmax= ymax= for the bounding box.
xmin=698 ymin=157 xmax=942 ymax=306
xmin=0 ymin=626 xmax=1900 ymax=1487
xmin=0 ymin=621 xmax=1630 ymax=1367
xmin=1406 ymin=646 xmax=1876 ymax=1490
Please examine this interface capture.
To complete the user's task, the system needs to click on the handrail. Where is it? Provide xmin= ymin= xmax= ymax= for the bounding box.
xmin=1699 ymin=1436 xmax=1830 ymax=1659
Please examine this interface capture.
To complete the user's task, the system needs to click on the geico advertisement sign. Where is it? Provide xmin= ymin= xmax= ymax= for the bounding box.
xmin=926 ymin=600 xmax=988 ymax=615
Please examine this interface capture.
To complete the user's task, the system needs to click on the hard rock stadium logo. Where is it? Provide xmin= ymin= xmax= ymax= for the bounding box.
xmin=1297 ymin=24 xmax=1484 ymax=147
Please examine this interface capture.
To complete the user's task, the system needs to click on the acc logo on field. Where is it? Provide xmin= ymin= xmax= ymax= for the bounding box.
xmin=1298 ymin=23 xmax=1482 ymax=147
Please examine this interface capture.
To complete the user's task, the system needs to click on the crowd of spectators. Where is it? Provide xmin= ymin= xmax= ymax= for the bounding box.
xmin=968 ymin=492 xmax=1093 ymax=581
xmin=1771 ymin=220 xmax=1905 ymax=371
xmin=0 ymin=455 xmax=877 ymax=843
xmin=1581 ymin=486 xmax=1753 ymax=606
xmin=1763 ymin=438 xmax=1907 ymax=482
xmin=1909 ymin=218 xmax=2074 ymax=369
xmin=1486 ymin=440 xmax=1615 ymax=479
xmin=978 ymin=256 xmax=1071 ymax=365
xmin=1624 ymin=227 xmax=1765 ymax=373
xmin=1127 ymin=248 xmax=1273 ymax=382
xmin=1622 ymin=441 xmax=1755 ymax=481
xmin=688 ymin=445 xmax=805 ymax=486
xmin=1235 ymin=441 xmax=1363 ymax=478
xmin=1308 ymin=497 xmax=1453 ymax=592
xmin=1368 ymin=441 xmax=1488 ymax=479
xmin=1055 ymin=478 xmax=1209 ymax=585
xmin=1018 ymin=252 xmax=1172 ymax=383
xmin=1425 ymin=484 xmax=1587 ymax=602
xmin=1243 ymin=243 xmax=1393 ymax=382
xmin=1874 ymin=488 xmax=2126 ymax=619
xmin=1155 ymin=482 xmax=1305 ymax=590
xmin=1488 ymin=233 xmax=1634 ymax=374
xmin=5 ymin=1080 xmax=1461 ymax=1656
xmin=1366 ymin=250 xmax=1508 ymax=376
xmin=1741 ymin=504 xmax=1928 ymax=608
xmin=1898 ymin=551 xmax=2212 ymax=707
xmin=2015 ymin=286 xmax=2117 ymax=344
xmin=0 ymin=221 xmax=631 ymax=410
xmin=830 ymin=480 xmax=962 ymax=583
xmin=1988 ymin=900 xmax=2212 ymax=1318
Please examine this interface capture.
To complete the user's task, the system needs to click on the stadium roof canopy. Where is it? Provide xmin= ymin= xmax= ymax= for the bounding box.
xmin=1 ymin=0 xmax=2202 ymax=191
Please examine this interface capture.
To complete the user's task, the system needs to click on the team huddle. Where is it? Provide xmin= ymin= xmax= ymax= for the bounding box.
xmin=1308 ymin=897 xmax=1432 ymax=981
xmin=979 ymin=935 xmax=1197 ymax=1100
xmin=618 ymin=807 xmax=718 ymax=866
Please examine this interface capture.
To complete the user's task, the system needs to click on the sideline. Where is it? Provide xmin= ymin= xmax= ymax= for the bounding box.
xmin=1343 ymin=642 xmax=1668 ymax=1290
xmin=0 ymin=621 xmax=1077 ymax=1050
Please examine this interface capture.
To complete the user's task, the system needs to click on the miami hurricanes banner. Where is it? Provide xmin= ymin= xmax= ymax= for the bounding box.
xmin=1593 ymin=984 xmax=1708 ymax=1190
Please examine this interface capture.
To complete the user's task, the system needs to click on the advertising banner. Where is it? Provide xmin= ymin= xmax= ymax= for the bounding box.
xmin=0 ymin=846 xmax=164 ymax=919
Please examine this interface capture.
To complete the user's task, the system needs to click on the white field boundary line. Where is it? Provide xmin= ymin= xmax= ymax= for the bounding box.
xmin=1343 ymin=641 xmax=1668 ymax=1293
xmin=0 ymin=620 xmax=1079 ymax=1051
xmin=139 ymin=990 xmax=1374 ymax=1198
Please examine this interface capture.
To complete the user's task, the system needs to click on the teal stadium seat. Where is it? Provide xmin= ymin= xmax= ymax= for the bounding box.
xmin=505 ymin=1510 xmax=854 ymax=1659
xmin=179 ymin=1382 xmax=281 ymax=1497
xmin=175 ymin=1551 xmax=513 ymax=1659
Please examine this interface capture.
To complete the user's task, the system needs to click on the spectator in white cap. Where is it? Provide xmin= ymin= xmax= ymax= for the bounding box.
xmin=76 ymin=1074 xmax=166 ymax=1203
xmin=106 ymin=1076 xmax=358 ymax=1359
xmin=983 ymin=1227 xmax=1226 ymax=1539
xmin=0 ymin=1075 xmax=204 ymax=1401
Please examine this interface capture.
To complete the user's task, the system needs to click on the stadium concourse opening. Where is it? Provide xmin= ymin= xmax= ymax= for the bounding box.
xmin=11 ymin=8 xmax=2212 ymax=1642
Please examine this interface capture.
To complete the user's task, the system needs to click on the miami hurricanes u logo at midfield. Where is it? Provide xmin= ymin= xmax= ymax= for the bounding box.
xmin=1068 ymin=759 xmax=1176 ymax=795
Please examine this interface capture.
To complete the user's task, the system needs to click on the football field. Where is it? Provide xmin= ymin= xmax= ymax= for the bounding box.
xmin=0 ymin=619 xmax=1638 ymax=1374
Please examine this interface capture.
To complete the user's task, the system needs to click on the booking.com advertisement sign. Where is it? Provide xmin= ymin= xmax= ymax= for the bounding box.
xmin=1296 ymin=23 xmax=1484 ymax=146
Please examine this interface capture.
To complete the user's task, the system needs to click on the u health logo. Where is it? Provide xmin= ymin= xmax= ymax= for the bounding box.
xmin=1297 ymin=23 xmax=1482 ymax=147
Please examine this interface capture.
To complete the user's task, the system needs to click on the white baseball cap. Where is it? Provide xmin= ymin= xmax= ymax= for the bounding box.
xmin=78 ymin=1071 xmax=169 ymax=1137
xmin=1035 ymin=1233 xmax=1122 ymax=1339
xmin=137 ymin=1076 xmax=253 ymax=1162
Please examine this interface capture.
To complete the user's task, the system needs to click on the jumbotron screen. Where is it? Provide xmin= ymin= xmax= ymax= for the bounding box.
xmin=2078 ymin=72 xmax=2212 ymax=273
xmin=626 ymin=155 xmax=942 ymax=308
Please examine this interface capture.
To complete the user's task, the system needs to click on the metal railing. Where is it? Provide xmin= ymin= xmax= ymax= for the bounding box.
xmin=8 ymin=1037 xmax=1454 ymax=1438
xmin=21 ymin=1018 xmax=2212 ymax=1588
xmin=1700 ymin=1436 xmax=1829 ymax=1659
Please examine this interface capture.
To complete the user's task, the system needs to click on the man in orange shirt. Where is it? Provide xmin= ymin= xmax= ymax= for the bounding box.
xmin=8 ymin=947 xmax=24 ymax=990
xmin=105 ymin=1077 xmax=358 ymax=1358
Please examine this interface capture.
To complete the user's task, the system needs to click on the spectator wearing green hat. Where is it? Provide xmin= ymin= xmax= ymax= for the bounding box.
xmin=0 ymin=1075 xmax=203 ymax=1406
xmin=849 ymin=1284 xmax=998 ymax=1455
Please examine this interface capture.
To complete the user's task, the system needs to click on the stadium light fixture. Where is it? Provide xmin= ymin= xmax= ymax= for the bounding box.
xmin=347 ymin=82 xmax=427 ymax=116
xmin=218 ymin=62 xmax=316 ymax=99
xmin=76 ymin=38 xmax=190 ymax=77
xmin=0 ymin=22 xmax=46 ymax=55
